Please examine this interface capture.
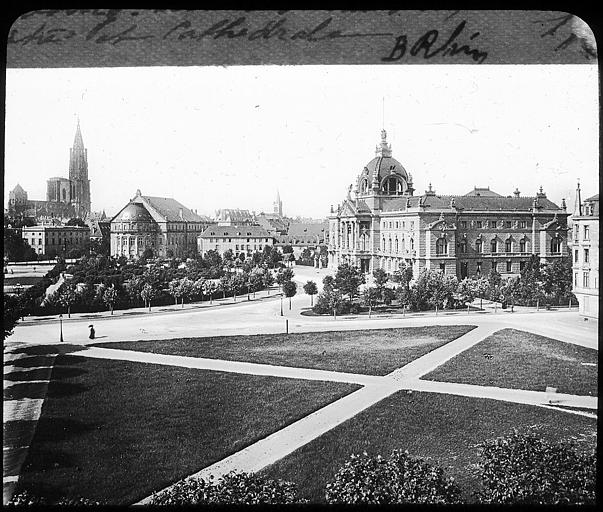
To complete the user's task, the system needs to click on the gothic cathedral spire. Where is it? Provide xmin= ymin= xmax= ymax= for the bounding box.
xmin=68 ymin=119 xmax=91 ymax=218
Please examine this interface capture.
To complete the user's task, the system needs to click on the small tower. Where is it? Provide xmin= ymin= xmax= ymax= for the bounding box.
xmin=574 ymin=180 xmax=582 ymax=216
xmin=273 ymin=189 xmax=283 ymax=217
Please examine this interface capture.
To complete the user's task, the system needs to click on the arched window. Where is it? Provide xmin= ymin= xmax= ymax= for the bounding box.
xmin=459 ymin=240 xmax=467 ymax=254
xmin=436 ymin=237 xmax=447 ymax=255
xmin=410 ymin=238 xmax=414 ymax=251
xmin=381 ymin=176 xmax=404 ymax=195
xmin=551 ymin=236 xmax=562 ymax=254
xmin=388 ymin=238 xmax=392 ymax=252
xmin=382 ymin=237 xmax=386 ymax=251
xmin=475 ymin=239 xmax=482 ymax=253
xmin=401 ymin=237 xmax=406 ymax=252
xmin=395 ymin=238 xmax=399 ymax=253
xmin=519 ymin=238 xmax=526 ymax=252
xmin=505 ymin=239 xmax=512 ymax=253
xmin=491 ymin=239 xmax=498 ymax=253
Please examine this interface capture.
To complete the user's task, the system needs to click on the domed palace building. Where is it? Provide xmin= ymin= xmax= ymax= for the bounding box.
xmin=110 ymin=190 xmax=213 ymax=258
xmin=327 ymin=130 xmax=569 ymax=279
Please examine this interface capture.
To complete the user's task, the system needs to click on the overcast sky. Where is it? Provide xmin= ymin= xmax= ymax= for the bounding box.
xmin=4 ymin=64 xmax=598 ymax=219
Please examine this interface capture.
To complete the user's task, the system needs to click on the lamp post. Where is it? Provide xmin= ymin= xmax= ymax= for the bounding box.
xmin=280 ymin=295 xmax=283 ymax=316
xmin=59 ymin=313 xmax=64 ymax=342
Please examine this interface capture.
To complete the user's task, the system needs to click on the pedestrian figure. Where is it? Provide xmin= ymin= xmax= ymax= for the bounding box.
xmin=88 ymin=324 xmax=95 ymax=339
xmin=11 ymin=268 xmax=14 ymax=274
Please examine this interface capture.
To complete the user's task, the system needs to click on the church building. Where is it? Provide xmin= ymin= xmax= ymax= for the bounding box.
xmin=328 ymin=130 xmax=569 ymax=279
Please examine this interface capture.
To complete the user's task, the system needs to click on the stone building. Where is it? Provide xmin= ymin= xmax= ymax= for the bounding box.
xmin=328 ymin=130 xmax=570 ymax=279
xmin=8 ymin=120 xmax=91 ymax=221
xmin=198 ymin=225 xmax=274 ymax=258
xmin=215 ymin=209 xmax=255 ymax=226
xmin=22 ymin=225 xmax=90 ymax=257
xmin=570 ymin=182 xmax=599 ymax=318
xmin=110 ymin=190 xmax=213 ymax=259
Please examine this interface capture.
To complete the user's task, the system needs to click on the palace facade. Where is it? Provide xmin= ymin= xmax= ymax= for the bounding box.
xmin=328 ymin=130 xmax=570 ymax=279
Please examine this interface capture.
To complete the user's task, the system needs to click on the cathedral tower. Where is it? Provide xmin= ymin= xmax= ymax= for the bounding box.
xmin=273 ymin=189 xmax=283 ymax=217
xmin=68 ymin=119 xmax=91 ymax=217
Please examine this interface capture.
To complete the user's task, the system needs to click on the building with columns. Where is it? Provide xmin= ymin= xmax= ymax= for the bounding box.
xmin=328 ymin=129 xmax=570 ymax=279
xmin=570 ymin=182 xmax=599 ymax=318
xmin=110 ymin=190 xmax=213 ymax=259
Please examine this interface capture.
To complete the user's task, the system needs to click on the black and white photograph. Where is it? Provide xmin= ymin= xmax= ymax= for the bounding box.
xmin=3 ymin=9 xmax=598 ymax=506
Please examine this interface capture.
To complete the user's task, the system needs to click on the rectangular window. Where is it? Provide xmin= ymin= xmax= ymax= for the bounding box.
xmin=584 ymin=225 xmax=590 ymax=240
xmin=506 ymin=261 xmax=512 ymax=272
xmin=574 ymin=272 xmax=579 ymax=287
xmin=476 ymin=221 xmax=482 ymax=228
xmin=461 ymin=221 xmax=467 ymax=229
xmin=490 ymin=221 xmax=497 ymax=229
xmin=476 ymin=261 xmax=482 ymax=274
xmin=439 ymin=263 xmax=446 ymax=273
xmin=519 ymin=221 xmax=527 ymax=229
xmin=410 ymin=221 xmax=415 ymax=230
xmin=505 ymin=221 xmax=512 ymax=228
xmin=584 ymin=248 xmax=589 ymax=263
xmin=520 ymin=261 xmax=526 ymax=271
xmin=583 ymin=272 xmax=590 ymax=288
xmin=38 ymin=238 xmax=42 ymax=245
xmin=402 ymin=221 xmax=405 ymax=228
xmin=574 ymin=249 xmax=579 ymax=263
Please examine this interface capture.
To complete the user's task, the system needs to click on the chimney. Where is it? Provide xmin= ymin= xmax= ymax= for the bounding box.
xmin=513 ymin=188 xmax=520 ymax=198
xmin=179 ymin=208 xmax=184 ymax=220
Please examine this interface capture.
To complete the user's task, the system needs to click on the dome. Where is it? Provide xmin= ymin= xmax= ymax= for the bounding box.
xmin=356 ymin=130 xmax=411 ymax=196
xmin=113 ymin=202 xmax=155 ymax=223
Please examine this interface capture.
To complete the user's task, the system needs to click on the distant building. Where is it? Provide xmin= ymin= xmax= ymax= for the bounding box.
xmin=273 ymin=189 xmax=283 ymax=217
xmin=277 ymin=221 xmax=328 ymax=257
xmin=8 ymin=120 xmax=92 ymax=221
xmin=570 ymin=182 xmax=599 ymax=318
xmin=328 ymin=129 xmax=570 ymax=277
xmin=215 ymin=208 xmax=255 ymax=226
xmin=22 ymin=225 xmax=90 ymax=257
xmin=198 ymin=225 xmax=274 ymax=258
xmin=110 ymin=189 xmax=213 ymax=259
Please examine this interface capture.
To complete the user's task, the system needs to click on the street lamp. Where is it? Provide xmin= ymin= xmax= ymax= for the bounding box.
xmin=59 ymin=313 xmax=64 ymax=342
xmin=280 ymin=294 xmax=283 ymax=316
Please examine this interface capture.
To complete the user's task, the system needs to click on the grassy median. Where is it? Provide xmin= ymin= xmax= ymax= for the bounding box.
xmin=423 ymin=329 xmax=598 ymax=396
xmin=93 ymin=325 xmax=476 ymax=376
xmin=15 ymin=355 xmax=359 ymax=505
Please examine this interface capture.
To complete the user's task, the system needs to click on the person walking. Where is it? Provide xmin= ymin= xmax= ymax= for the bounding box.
xmin=88 ymin=325 xmax=95 ymax=340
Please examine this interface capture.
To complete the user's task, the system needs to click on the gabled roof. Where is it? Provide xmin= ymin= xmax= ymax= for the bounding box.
xmin=287 ymin=221 xmax=327 ymax=238
xmin=381 ymin=196 xmax=422 ymax=212
xmin=419 ymin=194 xmax=561 ymax=211
xmin=585 ymin=194 xmax=599 ymax=202
xmin=142 ymin=195 xmax=211 ymax=222
xmin=464 ymin=187 xmax=502 ymax=197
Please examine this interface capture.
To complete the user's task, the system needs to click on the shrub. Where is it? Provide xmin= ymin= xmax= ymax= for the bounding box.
xmin=477 ymin=430 xmax=596 ymax=505
xmin=8 ymin=490 xmax=101 ymax=506
xmin=150 ymin=472 xmax=305 ymax=505
xmin=325 ymin=450 xmax=461 ymax=504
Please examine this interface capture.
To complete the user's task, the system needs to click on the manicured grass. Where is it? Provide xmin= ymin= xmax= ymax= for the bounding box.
xmin=423 ymin=329 xmax=598 ymax=396
xmin=3 ymin=275 xmax=43 ymax=286
xmin=259 ymin=391 xmax=597 ymax=503
xmin=15 ymin=354 xmax=359 ymax=505
xmin=93 ymin=325 xmax=476 ymax=376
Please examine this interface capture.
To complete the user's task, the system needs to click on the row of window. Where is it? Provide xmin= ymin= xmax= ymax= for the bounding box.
xmin=573 ymin=224 xmax=591 ymax=241
xmin=574 ymin=272 xmax=597 ymax=288
xmin=206 ymin=237 xmax=271 ymax=243
xmin=382 ymin=220 xmax=415 ymax=230
xmin=574 ymin=248 xmax=590 ymax=264
xmin=24 ymin=237 xmax=83 ymax=246
xmin=380 ymin=220 xmax=531 ymax=230
xmin=213 ymin=244 xmax=265 ymax=252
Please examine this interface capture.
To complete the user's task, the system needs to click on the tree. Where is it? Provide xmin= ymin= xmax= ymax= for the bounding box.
xmin=4 ymin=293 xmax=23 ymax=340
xmin=412 ymin=269 xmax=457 ymax=313
xmin=125 ymin=275 xmax=145 ymax=307
xmin=541 ymin=257 xmax=573 ymax=305
xmin=276 ymin=267 xmax=294 ymax=290
xmin=150 ymin=471 xmax=305 ymax=505
xmin=223 ymin=249 xmax=234 ymax=262
xmin=230 ymin=273 xmax=246 ymax=302
xmin=203 ymin=280 xmax=216 ymax=304
xmin=477 ymin=430 xmax=596 ymax=505
xmin=263 ymin=270 xmax=275 ymax=294
xmin=178 ymin=277 xmax=194 ymax=307
xmin=325 ymin=450 xmax=461 ymax=504
xmin=141 ymin=247 xmax=154 ymax=260
xmin=473 ymin=276 xmax=490 ymax=309
xmin=202 ymin=249 xmax=222 ymax=269
xmin=102 ymin=286 xmax=118 ymax=315
xmin=4 ymin=229 xmax=37 ymax=262
xmin=57 ymin=283 xmax=77 ymax=318
xmin=334 ymin=263 xmax=365 ymax=300
xmin=282 ymin=280 xmax=297 ymax=310
xmin=391 ymin=263 xmax=413 ymax=290
xmin=282 ymin=244 xmax=294 ymax=254
xmin=140 ymin=283 xmax=156 ymax=311
xmin=322 ymin=275 xmax=335 ymax=292
xmin=303 ymin=280 xmax=318 ymax=306
xmin=168 ymin=279 xmax=181 ymax=305
xmin=361 ymin=286 xmax=379 ymax=318
xmin=314 ymin=287 xmax=344 ymax=318
xmin=372 ymin=268 xmax=389 ymax=301
xmin=456 ymin=277 xmax=477 ymax=308
xmin=500 ymin=276 xmax=521 ymax=311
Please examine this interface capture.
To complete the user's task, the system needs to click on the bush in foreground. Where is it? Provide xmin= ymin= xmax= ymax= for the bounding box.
xmin=150 ymin=471 xmax=306 ymax=505
xmin=477 ymin=430 xmax=596 ymax=505
xmin=8 ymin=490 xmax=101 ymax=506
xmin=325 ymin=450 xmax=461 ymax=504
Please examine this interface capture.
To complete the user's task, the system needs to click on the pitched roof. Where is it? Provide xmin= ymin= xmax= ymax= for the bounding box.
xmin=287 ymin=221 xmax=327 ymax=238
xmin=142 ymin=196 xmax=211 ymax=222
xmin=200 ymin=225 xmax=272 ymax=238
xmin=464 ymin=187 xmax=502 ymax=197
xmin=381 ymin=196 xmax=422 ymax=212
xmin=585 ymin=194 xmax=599 ymax=202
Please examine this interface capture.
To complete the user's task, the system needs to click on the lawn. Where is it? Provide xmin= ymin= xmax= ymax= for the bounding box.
xmin=259 ymin=391 xmax=597 ymax=503
xmin=423 ymin=329 xmax=598 ymax=396
xmin=3 ymin=275 xmax=43 ymax=286
xmin=92 ymin=325 xmax=476 ymax=376
xmin=14 ymin=354 xmax=359 ymax=505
